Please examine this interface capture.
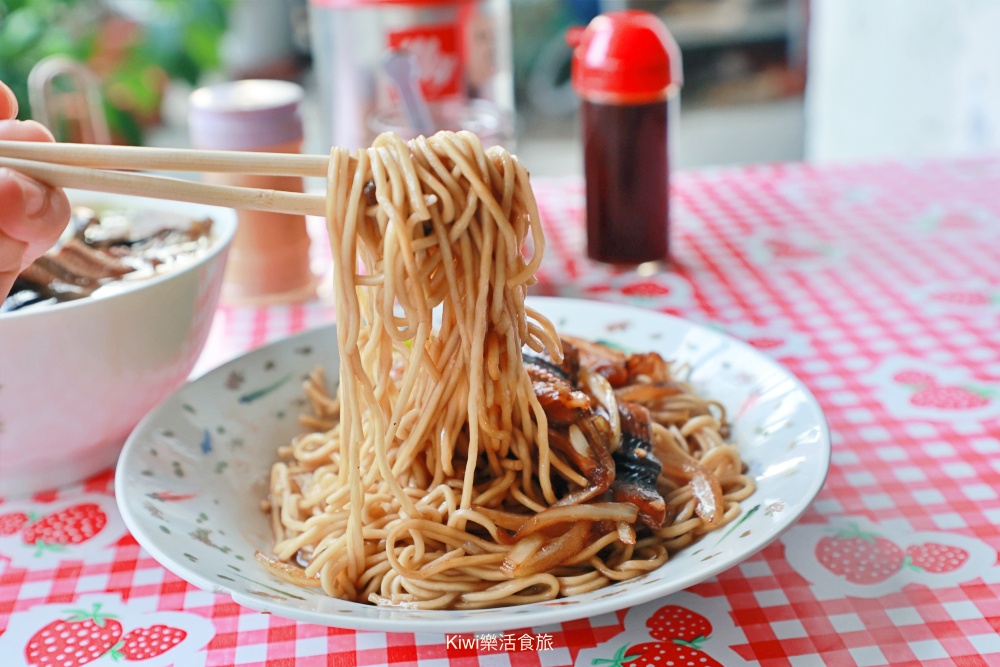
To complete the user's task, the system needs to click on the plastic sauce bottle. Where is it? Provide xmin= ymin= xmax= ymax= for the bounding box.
xmin=569 ymin=11 xmax=682 ymax=266
xmin=188 ymin=80 xmax=316 ymax=305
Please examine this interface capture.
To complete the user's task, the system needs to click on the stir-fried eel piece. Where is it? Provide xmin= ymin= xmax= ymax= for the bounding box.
xmin=550 ymin=416 xmax=616 ymax=506
xmin=551 ymin=338 xmax=581 ymax=382
xmin=625 ymin=351 xmax=672 ymax=384
xmin=525 ymin=363 xmax=590 ymax=424
xmin=611 ymin=402 xmax=667 ymax=530
xmin=6 ymin=206 xmax=214 ymax=312
xmin=523 ymin=352 xmax=569 ymax=382
xmin=48 ymin=238 xmax=134 ymax=282
xmin=560 ymin=334 xmax=629 ymax=387
xmin=526 ymin=341 xmax=668 ymax=528
xmin=524 ymin=350 xmax=615 ymax=505
xmin=523 ymin=338 xmax=581 ymax=384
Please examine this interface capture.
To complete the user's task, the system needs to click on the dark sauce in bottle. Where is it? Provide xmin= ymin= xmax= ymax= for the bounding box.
xmin=582 ymin=98 xmax=669 ymax=265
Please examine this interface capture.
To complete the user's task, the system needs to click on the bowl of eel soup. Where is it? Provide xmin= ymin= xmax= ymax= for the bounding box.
xmin=0 ymin=193 xmax=236 ymax=497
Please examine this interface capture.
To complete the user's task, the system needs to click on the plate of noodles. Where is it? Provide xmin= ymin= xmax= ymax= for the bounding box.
xmin=116 ymin=296 xmax=829 ymax=632
xmin=117 ymin=132 xmax=829 ymax=632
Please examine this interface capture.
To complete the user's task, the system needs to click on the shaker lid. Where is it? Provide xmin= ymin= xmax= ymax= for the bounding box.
xmin=568 ymin=10 xmax=682 ymax=104
xmin=188 ymin=79 xmax=304 ymax=150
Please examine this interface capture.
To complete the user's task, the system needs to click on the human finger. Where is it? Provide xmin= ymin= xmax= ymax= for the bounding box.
xmin=0 ymin=82 xmax=17 ymax=120
xmin=0 ymin=227 xmax=28 ymax=300
xmin=0 ymin=168 xmax=71 ymax=269
xmin=0 ymin=118 xmax=55 ymax=142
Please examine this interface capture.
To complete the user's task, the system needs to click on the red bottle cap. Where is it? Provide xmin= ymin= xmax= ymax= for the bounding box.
xmin=568 ymin=10 xmax=682 ymax=104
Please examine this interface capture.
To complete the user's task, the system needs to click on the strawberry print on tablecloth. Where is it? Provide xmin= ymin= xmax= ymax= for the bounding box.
xmin=910 ymin=280 xmax=1000 ymax=320
xmin=783 ymin=517 xmax=996 ymax=600
xmin=0 ymin=593 xmax=214 ymax=667
xmin=566 ymin=271 xmax=694 ymax=313
xmin=0 ymin=495 xmax=124 ymax=571
xmin=912 ymin=202 xmax=999 ymax=236
xmin=745 ymin=232 xmax=845 ymax=270
xmin=775 ymin=179 xmax=879 ymax=214
xmin=862 ymin=356 xmax=1000 ymax=423
xmin=713 ymin=322 xmax=815 ymax=361
xmin=575 ymin=591 xmax=747 ymax=667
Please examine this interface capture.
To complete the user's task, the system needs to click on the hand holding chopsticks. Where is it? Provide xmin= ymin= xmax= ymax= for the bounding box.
xmin=0 ymin=140 xmax=333 ymax=217
xmin=1 ymin=81 xmax=74 ymax=300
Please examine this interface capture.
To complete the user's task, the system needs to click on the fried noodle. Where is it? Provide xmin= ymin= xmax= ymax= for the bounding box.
xmin=262 ymin=132 xmax=754 ymax=608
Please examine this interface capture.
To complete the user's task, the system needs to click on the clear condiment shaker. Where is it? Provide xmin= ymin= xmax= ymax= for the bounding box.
xmin=188 ymin=80 xmax=317 ymax=305
xmin=309 ymin=0 xmax=515 ymax=150
xmin=569 ymin=11 xmax=682 ymax=266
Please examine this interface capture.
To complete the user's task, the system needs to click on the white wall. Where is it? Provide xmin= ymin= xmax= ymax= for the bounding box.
xmin=806 ymin=0 xmax=1000 ymax=162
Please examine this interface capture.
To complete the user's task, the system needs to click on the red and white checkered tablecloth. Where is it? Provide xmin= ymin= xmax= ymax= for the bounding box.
xmin=3 ymin=158 xmax=1000 ymax=666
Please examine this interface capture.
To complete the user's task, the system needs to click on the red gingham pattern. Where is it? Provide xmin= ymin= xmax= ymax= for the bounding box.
xmin=3 ymin=158 xmax=1000 ymax=666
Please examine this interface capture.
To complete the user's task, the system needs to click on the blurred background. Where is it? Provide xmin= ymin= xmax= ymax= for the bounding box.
xmin=2 ymin=0 xmax=999 ymax=175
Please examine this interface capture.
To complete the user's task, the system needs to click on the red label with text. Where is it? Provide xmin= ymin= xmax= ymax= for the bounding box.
xmin=387 ymin=23 xmax=462 ymax=100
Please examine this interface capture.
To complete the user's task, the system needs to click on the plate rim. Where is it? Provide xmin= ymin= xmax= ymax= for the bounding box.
xmin=116 ymin=296 xmax=831 ymax=632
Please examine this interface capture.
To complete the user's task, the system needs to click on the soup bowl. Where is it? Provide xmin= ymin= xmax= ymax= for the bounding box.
xmin=0 ymin=193 xmax=237 ymax=497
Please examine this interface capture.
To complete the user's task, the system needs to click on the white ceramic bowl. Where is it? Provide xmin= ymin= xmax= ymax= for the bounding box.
xmin=0 ymin=193 xmax=236 ymax=498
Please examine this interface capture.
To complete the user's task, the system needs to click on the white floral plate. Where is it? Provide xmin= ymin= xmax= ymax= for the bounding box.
xmin=116 ymin=297 xmax=830 ymax=633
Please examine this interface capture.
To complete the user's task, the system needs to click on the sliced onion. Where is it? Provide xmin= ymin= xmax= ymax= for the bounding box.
xmin=254 ymin=551 xmax=322 ymax=587
xmin=690 ymin=470 xmax=724 ymax=527
xmin=472 ymin=506 xmax=531 ymax=534
xmin=582 ymin=368 xmax=621 ymax=452
xmin=615 ymin=383 xmax=684 ymax=404
xmin=513 ymin=503 xmax=637 ymax=540
xmin=656 ymin=448 xmax=724 ymax=526
xmin=501 ymin=533 xmax=545 ymax=575
xmin=656 ymin=447 xmax=699 ymax=482
xmin=503 ymin=521 xmax=590 ymax=578
xmin=568 ymin=424 xmax=590 ymax=456
xmin=616 ymin=521 xmax=636 ymax=545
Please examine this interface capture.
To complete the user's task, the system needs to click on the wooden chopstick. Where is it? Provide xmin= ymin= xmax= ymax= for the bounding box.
xmin=0 ymin=156 xmax=328 ymax=217
xmin=0 ymin=140 xmax=331 ymax=177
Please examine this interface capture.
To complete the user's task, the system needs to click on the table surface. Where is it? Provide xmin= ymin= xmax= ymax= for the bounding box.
xmin=3 ymin=157 xmax=1000 ymax=667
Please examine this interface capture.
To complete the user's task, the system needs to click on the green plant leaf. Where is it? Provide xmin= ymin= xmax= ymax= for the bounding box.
xmin=182 ymin=21 xmax=221 ymax=70
xmin=102 ymin=101 xmax=143 ymax=145
xmin=0 ymin=0 xmax=230 ymax=140
xmin=0 ymin=7 xmax=46 ymax=59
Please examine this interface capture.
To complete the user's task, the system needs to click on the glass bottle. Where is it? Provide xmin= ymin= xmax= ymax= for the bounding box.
xmin=569 ymin=11 xmax=683 ymax=266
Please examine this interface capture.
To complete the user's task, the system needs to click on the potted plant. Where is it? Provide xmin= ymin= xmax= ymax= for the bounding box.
xmin=0 ymin=0 xmax=230 ymax=144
